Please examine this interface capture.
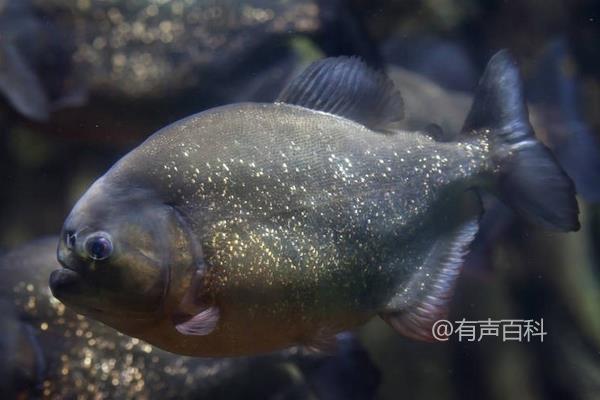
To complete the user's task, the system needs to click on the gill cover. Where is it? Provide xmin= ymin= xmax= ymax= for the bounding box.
xmin=53 ymin=179 xmax=207 ymax=333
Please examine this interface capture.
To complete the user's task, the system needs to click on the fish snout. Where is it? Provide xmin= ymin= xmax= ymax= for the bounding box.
xmin=57 ymin=230 xmax=86 ymax=272
xmin=51 ymin=232 xmax=87 ymax=297
xmin=49 ymin=268 xmax=82 ymax=297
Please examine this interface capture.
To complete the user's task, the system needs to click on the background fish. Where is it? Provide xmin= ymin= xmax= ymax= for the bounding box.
xmin=0 ymin=237 xmax=380 ymax=399
xmin=0 ymin=0 xmax=379 ymax=128
xmin=49 ymin=51 xmax=578 ymax=357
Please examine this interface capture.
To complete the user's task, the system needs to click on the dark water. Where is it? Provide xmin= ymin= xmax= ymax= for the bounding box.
xmin=1 ymin=0 xmax=599 ymax=399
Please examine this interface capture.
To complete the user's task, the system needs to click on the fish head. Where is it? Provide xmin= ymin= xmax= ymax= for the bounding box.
xmin=49 ymin=176 xmax=200 ymax=331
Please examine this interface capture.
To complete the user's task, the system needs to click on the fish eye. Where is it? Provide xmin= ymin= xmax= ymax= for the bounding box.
xmin=83 ymin=232 xmax=113 ymax=261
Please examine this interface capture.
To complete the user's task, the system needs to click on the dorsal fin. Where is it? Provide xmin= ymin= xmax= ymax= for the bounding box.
xmin=276 ymin=57 xmax=404 ymax=130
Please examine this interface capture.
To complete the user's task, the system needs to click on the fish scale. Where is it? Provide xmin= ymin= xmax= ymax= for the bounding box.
xmin=71 ymin=103 xmax=491 ymax=352
xmin=133 ymin=103 xmax=490 ymax=232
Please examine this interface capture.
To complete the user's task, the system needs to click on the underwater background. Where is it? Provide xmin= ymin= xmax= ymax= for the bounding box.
xmin=1 ymin=0 xmax=599 ymax=399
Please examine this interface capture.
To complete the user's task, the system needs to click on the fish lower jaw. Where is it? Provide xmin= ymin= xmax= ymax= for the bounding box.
xmin=49 ymin=268 xmax=82 ymax=295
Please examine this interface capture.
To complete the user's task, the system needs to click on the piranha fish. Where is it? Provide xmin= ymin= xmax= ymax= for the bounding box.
xmin=50 ymin=50 xmax=579 ymax=357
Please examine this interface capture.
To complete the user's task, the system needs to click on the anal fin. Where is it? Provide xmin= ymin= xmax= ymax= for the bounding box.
xmin=380 ymin=218 xmax=479 ymax=342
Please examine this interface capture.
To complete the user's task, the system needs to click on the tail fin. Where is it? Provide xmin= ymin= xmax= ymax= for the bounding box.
xmin=463 ymin=50 xmax=579 ymax=231
xmin=526 ymin=39 xmax=600 ymax=203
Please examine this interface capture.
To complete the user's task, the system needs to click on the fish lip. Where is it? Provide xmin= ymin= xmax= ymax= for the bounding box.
xmin=49 ymin=268 xmax=82 ymax=298
xmin=50 ymin=268 xmax=110 ymax=316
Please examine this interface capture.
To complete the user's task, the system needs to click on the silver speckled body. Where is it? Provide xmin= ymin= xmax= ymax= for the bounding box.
xmin=104 ymin=102 xmax=492 ymax=355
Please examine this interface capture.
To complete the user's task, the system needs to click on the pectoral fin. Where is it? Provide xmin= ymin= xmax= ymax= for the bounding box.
xmin=172 ymin=263 xmax=219 ymax=336
xmin=380 ymin=218 xmax=479 ymax=341
xmin=175 ymin=306 xmax=219 ymax=336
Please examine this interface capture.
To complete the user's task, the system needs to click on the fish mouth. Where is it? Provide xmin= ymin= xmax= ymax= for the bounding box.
xmin=49 ymin=268 xmax=82 ymax=298
xmin=49 ymin=268 xmax=107 ymax=316
xmin=51 ymin=234 xmax=87 ymax=298
xmin=51 ymin=243 xmax=78 ymax=295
